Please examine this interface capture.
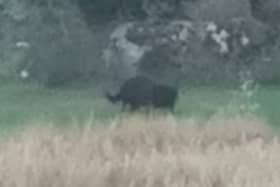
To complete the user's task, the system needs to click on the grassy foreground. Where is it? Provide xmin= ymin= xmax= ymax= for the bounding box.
xmin=0 ymin=115 xmax=278 ymax=187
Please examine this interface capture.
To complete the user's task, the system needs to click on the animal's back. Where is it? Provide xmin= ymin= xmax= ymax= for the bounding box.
xmin=118 ymin=76 xmax=154 ymax=107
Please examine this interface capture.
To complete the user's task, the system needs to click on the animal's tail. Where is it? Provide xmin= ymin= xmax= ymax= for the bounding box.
xmin=105 ymin=92 xmax=121 ymax=103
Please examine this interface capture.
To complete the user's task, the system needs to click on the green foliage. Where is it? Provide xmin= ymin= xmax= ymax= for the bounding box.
xmin=0 ymin=0 xmax=106 ymax=85
xmin=0 ymin=0 xmax=279 ymax=86
xmin=184 ymin=0 xmax=251 ymax=24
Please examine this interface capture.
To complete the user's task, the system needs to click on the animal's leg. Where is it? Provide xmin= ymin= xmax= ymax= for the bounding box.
xmin=120 ymin=102 xmax=130 ymax=112
xmin=144 ymin=106 xmax=153 ymax=115
xmin=129 ymin=104 xmax=139 ymax=112
xmin=170 ymin=105 xmax=176 ymax=114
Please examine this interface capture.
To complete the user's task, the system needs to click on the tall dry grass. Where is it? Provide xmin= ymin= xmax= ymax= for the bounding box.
xmin=0 ymin=115 xmax=279 ymax=187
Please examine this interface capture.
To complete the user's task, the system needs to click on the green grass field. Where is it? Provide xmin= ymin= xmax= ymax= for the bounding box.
xmin=1 ymin=81 xmax=280 ymax=186
xmin=1 ymin=81 xmax=280 ymax=130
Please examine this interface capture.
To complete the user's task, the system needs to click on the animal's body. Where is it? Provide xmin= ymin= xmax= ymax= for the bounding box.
xmin=152 ymin=84 xmax=178 ymax=111
xmin=106 ymin=76 xmax=178 ymax=111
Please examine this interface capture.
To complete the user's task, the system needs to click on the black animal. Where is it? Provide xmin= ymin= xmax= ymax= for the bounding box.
xmin=152 ymin=84 xmax=178 ymax=111
xmin=106 ymin=76 xmax=178 ymax=112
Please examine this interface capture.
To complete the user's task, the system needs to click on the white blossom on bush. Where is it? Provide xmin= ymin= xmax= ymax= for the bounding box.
xmin=241 ymin=34 xmax=250 ymax=46
xmin=206 ymin=22 xmax=217 ymax=33
xmin=211 ymin=29 xmax=230 ymax=54
xmin=16 ymin=41 xmax=30 ymax=48
xmin=20 ymin=70 xmax=29 ymax=79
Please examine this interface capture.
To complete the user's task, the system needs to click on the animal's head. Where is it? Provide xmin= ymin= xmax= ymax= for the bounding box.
xmin=104 ymin=92 xmax=120 ymax=103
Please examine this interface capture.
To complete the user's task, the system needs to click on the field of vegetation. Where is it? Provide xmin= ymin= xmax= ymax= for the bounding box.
xmin=0 ymin=114 xmax=279 ymax=187
xmin=0 ymin=80 xmax=279 ymax=186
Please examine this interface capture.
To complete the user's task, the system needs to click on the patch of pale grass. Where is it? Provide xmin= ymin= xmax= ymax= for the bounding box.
xmin=0 ymin=115 xmax=279 ymax=187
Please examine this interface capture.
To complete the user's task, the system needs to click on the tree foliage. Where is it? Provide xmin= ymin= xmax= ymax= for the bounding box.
xmin=0 ymin=0 xmax=279 ymax=86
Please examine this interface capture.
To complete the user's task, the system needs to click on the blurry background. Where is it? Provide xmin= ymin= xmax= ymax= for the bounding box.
xmin=1 ymin=0 xmax=279 ymax=87
xmin=1 ymin=0 xmax=280 ymax=127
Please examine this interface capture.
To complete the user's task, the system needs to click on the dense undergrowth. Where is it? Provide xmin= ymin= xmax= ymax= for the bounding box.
xmin=0 ymin=116 xmax=278 ymax=187
xmin=0 ymin=0 xmax=279 ymax=86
